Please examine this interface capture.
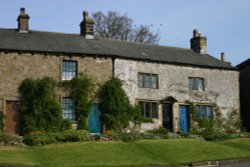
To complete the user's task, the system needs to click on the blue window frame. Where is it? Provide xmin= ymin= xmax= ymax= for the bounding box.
xmin=188 ymin=77 xmax=204 ymax=91
xmin=62 ymin=60 xmax=77 ymax=80
xmin=138 ymin=73 xmax=158 ymax=89
xmin=196 ymin=105 xmax=213 ymax=119
xmin=139 ymin=101 xmax=158 ymax=118
xmin=62 ymin=97 xmax=76 ymax=121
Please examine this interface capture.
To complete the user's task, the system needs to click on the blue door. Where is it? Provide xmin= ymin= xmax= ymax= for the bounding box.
xmin=179 ymin=105 xmax=190 ymax=133
xmin=89 ymin=103 xmax=102 ymax=133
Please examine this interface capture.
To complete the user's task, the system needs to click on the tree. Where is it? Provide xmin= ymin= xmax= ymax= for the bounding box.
xmin=92 ymin=11 xmax=160 ymax=44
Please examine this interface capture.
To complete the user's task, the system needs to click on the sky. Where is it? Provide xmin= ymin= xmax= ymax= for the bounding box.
xmin=0 ymin=0 xmax=249 ymax=66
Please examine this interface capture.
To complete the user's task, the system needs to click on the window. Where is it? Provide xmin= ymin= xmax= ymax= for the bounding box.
xmin=62 ymin=97 xmax=76 ymax=121
xmin=62 ymin=60 xmax=77 ymax=80
xmin=138 ymin=73 xmax=158 ymax=89
xmin=139 ymin=101 xmax=158 ymax=118
xmin=196 ymin=105 xmax=213 ymax=119
xmin=188 ymin=77 xmax=204 ymax=91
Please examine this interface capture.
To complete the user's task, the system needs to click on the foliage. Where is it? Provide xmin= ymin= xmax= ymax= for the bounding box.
xmin=23 ymin=130 xmax=93 ymax=146
xmin=100 ymin=77 xmax=143 ymax=131
xmin=0 ymin=111 xmax=4 ymax=132
xmin=56 ymin=129 xmax=93 ymax=142
xmin=60 ymin=119 xmax=72 ymax=131
xmin=0 ymin=133 xmax=23 ymax=145
xmin=92 ymin=11 xmax=160 ymax=44
xmin=61 ymin=74 xmax=94 ymax=130
xmin=18 ymin=77 xmax=62 ymax=134
xmin=23 ymin=132 xmax=57 ymax=146
xmin=146 ymin=127 xmax=168 ymax=135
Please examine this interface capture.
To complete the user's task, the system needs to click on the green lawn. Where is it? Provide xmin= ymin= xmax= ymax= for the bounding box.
xmin=0 ymin=138 xmax=250 ymax=167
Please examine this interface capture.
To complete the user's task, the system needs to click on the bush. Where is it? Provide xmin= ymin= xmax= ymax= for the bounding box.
xmin=60 ymin=119 xmax=72 ymax=131
xmin=0 ymin=111 xmax=4 ymax=132
xmin=147 ymin=127 xmax=168 ymax=135
xmin=19 ymin=77 xmax=62 ymax=134
xmin=117 ymin=131 xmax=142 ymax=141
xmin=23 ymin=132 xmax=57 ymax=146
xmin=56 ymin=130 xmax=93 ymax=142
xmin=0 ymin=133 xmax=23 ymax=145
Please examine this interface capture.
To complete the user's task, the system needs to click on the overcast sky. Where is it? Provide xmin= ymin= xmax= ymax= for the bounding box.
xmin=0 ymin=0 xmax=249 ymax=66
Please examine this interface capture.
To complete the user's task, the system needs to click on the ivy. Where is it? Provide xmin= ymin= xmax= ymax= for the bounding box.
xmin=61 ymin=74 xmax=94 ymax=130
xmin=19 ymin=77 xmax=62 ymax=134
xmin=0 ymin=111 xmax=4 ymax=132
xmin=100 ymin=77 xmax=142 ymax=131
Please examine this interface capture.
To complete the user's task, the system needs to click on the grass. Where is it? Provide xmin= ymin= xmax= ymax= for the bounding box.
xmin=0 ymin=138 xmax=250 ymax=166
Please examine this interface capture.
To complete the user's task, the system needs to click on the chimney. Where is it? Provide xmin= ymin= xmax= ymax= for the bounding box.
xmin=17 ymin=8 xmax=30 ymax=33
xmin=190 ymin=29 xmax=207 ymax=54
xmin=221 ymin=52 xmax=225 ymax=62
xmin=80 ymin=11 xmax=94 ymax=39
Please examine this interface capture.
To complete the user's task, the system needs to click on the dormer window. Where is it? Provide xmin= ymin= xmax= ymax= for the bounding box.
xmin=62 ymin=60 xmax=77 ymax=80
xmin=188 ymin=77 xmax=204 ymax=91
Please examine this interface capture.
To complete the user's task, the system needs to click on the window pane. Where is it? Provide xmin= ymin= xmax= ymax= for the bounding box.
xmin=145 ymin=102 xmax=151 ymax=117
xmin=194 ymin=79 xmax=198 ymax=90
xmin=138 ymin=74 xmax=144 ymax=88
xmin=188 ymin=78 xmax=193 ymax=90
xmin=198 ymin=79 xmax=204 ymax=91
xmin=151 ymin=75 xmax=157 ymax=89
xmin=151 ymin=102 xmax=158 ymax=118
xmin=62 ymin=61 xmax=77 ymax=80
xmin=62 ymin=97 xmax=76 ymax=121
xmin=207 ymin=106 xmax=213 ymax=119
xmin=144 ymin=75 xmax=150 ymax=88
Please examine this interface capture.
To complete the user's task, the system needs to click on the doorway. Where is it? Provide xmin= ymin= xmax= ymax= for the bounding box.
xmin=162 ymin=103 xmax=173 ymax=131
xmin=179 ymin=105 xmax=190 ymax=133
xmin=5 ymin=101 xmax=21 ymax=134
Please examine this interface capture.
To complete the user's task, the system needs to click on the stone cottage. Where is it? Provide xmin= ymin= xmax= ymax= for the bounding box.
xmin=237 ymin=59 xmax=250 ymax=131
xmin=0 ymin=8 xmax=239 ymax=134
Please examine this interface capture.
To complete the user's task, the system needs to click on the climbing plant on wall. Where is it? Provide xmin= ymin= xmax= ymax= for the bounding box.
xmin=19 ymin=77 xmax=62 ymax=134
xmin=0 ymin=111 xmax=4 ymax=132
xmin=100 ymin=77 xmax=142 ymax=131
xmin=61 ymin=74 xmax=94 ymax=130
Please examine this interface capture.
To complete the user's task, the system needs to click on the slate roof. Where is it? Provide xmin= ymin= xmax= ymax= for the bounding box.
xmin=236 ymin=59 xmax=250 ymax=69
xmin=0 ymin=28 xmax=236 ymax=70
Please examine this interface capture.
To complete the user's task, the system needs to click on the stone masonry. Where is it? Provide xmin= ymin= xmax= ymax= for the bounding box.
xmin=114 ymin=58 xmax=240 ymax=132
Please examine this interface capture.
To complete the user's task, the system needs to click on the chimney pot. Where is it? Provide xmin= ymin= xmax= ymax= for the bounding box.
xmin=221 ymin=52 xmax=225 ymax=62
xmin=20 ymin=8 xmax=25 ymax=14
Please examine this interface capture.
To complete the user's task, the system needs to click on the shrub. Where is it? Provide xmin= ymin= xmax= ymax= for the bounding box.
xmin=61 ymin=74 xmax=94 ymax=130
xmin=23 ymin=132 xmax=57 ymax=146
xmin=60 ymin=119 xmax=72 ymax=131
xmin=147 ymin=127 xmax=168 ymax=135
xmin=19 ymin=77 xmax=62 ymax=134
xmin=56 ymin=130 xmax=93 ymax=142
xmin=0 ymin=111 xmax=4 ymax=132
xmin=0 ymin=133 xmax=23 ymax=145
xmin=100 ymin=77 xmax=143 ymax=131
xmin=117 ymin=131 xmax=142 ymax=141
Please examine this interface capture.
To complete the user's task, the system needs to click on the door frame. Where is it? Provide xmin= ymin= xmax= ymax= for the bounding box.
xmin=162 ymin=103 xmax=173 ymax=132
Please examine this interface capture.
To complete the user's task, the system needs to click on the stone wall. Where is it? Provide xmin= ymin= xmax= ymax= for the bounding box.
xmin=0 ymin=51 xmax=113 ymax=111
xmin=114 ymin=58 xmax=240 ymax=132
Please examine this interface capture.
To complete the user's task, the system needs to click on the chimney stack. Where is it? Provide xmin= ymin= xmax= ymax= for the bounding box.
xmin=17 ymin=8 xmax=30 ymax=33
xmin=221 ymin=52 xmax=225 ymax=62
xmin=190 ymin=29 xmax=207 ymax=54
xmin=80 ymin=11 xmax=94 ymax=39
